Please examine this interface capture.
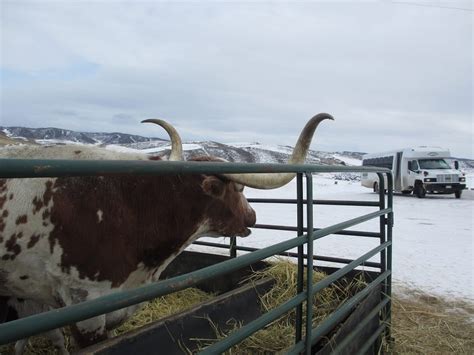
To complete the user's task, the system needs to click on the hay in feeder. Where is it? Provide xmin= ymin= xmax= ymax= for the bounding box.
xmin=112 ymin=287 xmax=214 ymax=336
xmin=0 ymin=288 xmax=213 ymax=354
xmin=193 ymin=259 xmax=367 ymax=354
xmin=3 ymin=260 xmax=471 ymax=355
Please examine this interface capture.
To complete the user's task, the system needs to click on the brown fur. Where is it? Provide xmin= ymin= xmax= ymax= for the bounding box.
xmin=48 ymin=171 xmax=254 ymax=287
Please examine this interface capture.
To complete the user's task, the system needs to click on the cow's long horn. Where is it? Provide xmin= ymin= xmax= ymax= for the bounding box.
xmin=222 ymin=113 xmax=334 ymax=189
xmin=141 ymin=119 xmax=183 ymax=161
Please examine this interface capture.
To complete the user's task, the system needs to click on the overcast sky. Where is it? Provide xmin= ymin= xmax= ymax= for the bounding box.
xmin=1 ymin=1 xmax=472 ymax=157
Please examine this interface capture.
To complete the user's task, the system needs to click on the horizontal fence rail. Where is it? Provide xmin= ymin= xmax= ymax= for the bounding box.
xmin=0 ymin=159 xmax=393 ymax=354
xmin=193 ymin=242 xmax=382 ymax=269
xmin=0 ymin=159 xmax=391 ymax=178
xmin=253 ymin=224 xmax=381 ymax=238
xmin=248 ymin=198 xmax=380 ymax=207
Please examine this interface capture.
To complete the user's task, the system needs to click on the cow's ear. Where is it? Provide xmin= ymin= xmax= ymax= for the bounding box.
xmin=202 ymin=176 xmax=226 ymax=199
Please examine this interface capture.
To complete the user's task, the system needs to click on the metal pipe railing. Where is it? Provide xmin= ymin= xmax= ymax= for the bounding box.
xmin=248 ymin=198 xmax=380 ymax=207
xmin=200 ymin=245 xmax=392 ymax=355
xmin=193 ymin=241 xmax=382 ymax=269
xmin=295 ymin=173 xmax=305 ymax=344
xmin=288 ymin=270 xmax=392 ymax=355
xmin=200 ymin=291 xmax=307 ymax=354
xmin=310 ymin=270 xmax=391 ymax=346
xmin=253 ymin=224 xmax=381 ymax=238
xmin=385 ymin=172 xmax=394 ymax=342
xmin=1 ymin=233 xmax=308 ymax=344
xmin=0 ymin=208 xmax=390 ymax=344
xmin=0 ymin=159 xmax=391 ymax=178
xmin=305 ymin=173 xmax=315 ymax=354
xmin=0 ymin=159 xmax=393 ymax=354
xmin=309 ymin=242 xmax=391 ymax=298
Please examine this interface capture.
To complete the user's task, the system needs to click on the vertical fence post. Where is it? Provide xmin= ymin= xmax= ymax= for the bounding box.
xmin=377 ymin=173 xmax=386 ymax=275
xmin=377 ymin=172 xmax=387 ymax=353
xmin=386 ymin=172 xmax=394 ymax=342
xmin=305 ymin=172 xmax=314 ymax=355
xmin=229 ymin=237 xmax=237 ymax=258
xmin=295 ymin=173 xmax=304 ymax=345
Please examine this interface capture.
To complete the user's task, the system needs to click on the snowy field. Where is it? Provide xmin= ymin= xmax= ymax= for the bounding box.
xmin=193 ymin=175 xmax=473 ymax=302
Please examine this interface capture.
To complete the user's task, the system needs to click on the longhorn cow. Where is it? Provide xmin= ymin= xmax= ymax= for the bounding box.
xmin=0 ymin=113 xmax=333 ymax=349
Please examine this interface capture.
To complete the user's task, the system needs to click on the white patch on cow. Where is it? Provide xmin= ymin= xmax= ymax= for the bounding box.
xmin=150 ymin=221 xmax=210 ymax=282
xmin=0 ymin=177 xmax=60 ymax=304
xmin=75 ymin=315 xmax=106 ymax=342
xmin=96 ymin=210 xmax=103 ymax=223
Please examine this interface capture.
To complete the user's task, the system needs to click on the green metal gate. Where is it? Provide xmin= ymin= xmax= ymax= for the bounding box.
xmin=0 ymin=159 xmax=393 ymax=354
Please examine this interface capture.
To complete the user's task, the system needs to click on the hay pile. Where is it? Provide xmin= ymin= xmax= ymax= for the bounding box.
xmin=388 ymin=287 xmax=474 ymax=354
xmin=0 ymin=263 xmax=362 ymax=354
xmin=113 ymin=287 xmax=214 ymax=336
xmin=193 ymin=260 xmax=365 ymax=353
xmin=1 ymin=262 xmax=472 ymax=354
xmin=0 ymin=288 xmax=213 ymax=354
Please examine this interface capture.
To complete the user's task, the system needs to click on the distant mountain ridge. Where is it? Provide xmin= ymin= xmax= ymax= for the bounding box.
xmin=0 ymin=126 xmax=364 ymax=166
xmin=1 ymin=126 xmax=165 ymax=145
xmin=3 ymin=125 xmax=473 ymax=184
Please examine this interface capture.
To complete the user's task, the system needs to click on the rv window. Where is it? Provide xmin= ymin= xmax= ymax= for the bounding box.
xmin=408 ymin=160 xmax=419 ymax=171
xmin=419 ymin=159 xmax=450 ymax=170
xmin=362 ymin=156 xmax=393 ymax=169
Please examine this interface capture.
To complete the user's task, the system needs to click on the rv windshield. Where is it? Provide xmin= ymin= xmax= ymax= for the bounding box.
xmin=418 ymin=159 xmax=450 ymax=170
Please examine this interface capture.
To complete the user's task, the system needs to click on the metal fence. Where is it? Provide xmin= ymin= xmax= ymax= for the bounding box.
xmin=0 ymin=159 xmax=393 ymax=354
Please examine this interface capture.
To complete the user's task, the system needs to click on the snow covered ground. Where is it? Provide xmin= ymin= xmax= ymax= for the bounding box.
xmin=193 ymin=174 xmax=473 ymax=301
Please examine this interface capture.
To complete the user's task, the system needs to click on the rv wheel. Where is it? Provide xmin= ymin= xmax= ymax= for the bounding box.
xmin=455 ymin=190 xmax=462 ymax=199
xmin=414 ymin=184 xmax=426 ymax=198
xmin=373 ymin=182 xmax=379 ymax=193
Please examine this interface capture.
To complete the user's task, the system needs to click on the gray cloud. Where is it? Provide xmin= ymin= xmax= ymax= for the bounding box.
xmin=1 ymin=1 xmax=472 ymax=157
xmin=113 ymin=113 xmax=135 ymax=121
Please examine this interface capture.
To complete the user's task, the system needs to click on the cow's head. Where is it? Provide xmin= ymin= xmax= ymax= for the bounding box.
xmin=142 ymin=113 xmax=333 ymax=238
xmin=187 ymin=157 xmax=257 ymax=238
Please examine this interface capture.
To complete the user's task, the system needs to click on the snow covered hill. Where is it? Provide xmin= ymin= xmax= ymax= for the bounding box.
xmin=1 ymin=126 xmax=165 ymax=145
xmin=0 ymin=125 xmax=362 ymax=167
xmin=2 ymin=125 xmax=473 ymax=187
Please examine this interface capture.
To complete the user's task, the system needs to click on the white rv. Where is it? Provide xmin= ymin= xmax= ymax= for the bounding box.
xmin=361 ymin=147 xmax=466 ymax=198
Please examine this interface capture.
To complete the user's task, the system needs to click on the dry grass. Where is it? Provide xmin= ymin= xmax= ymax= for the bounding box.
xmin=112 ymin=287 xmax=214 ymax=336
xmin=389 ymin=287 xmax=474 ymax=354
xmin=0 ymin=133 xmax=36 ymax=146
xmin=0 ymin=134 xmax=19 ymax=146
xmin=194 ymin=262 xmax=474 ymax=354
xmin=1 ymin=264 xmax=472 ymax=354
xmin=193 ymin=260 xmax=366 ymax=354
xmin=0 ymin=288 xmax=213 ymax=354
